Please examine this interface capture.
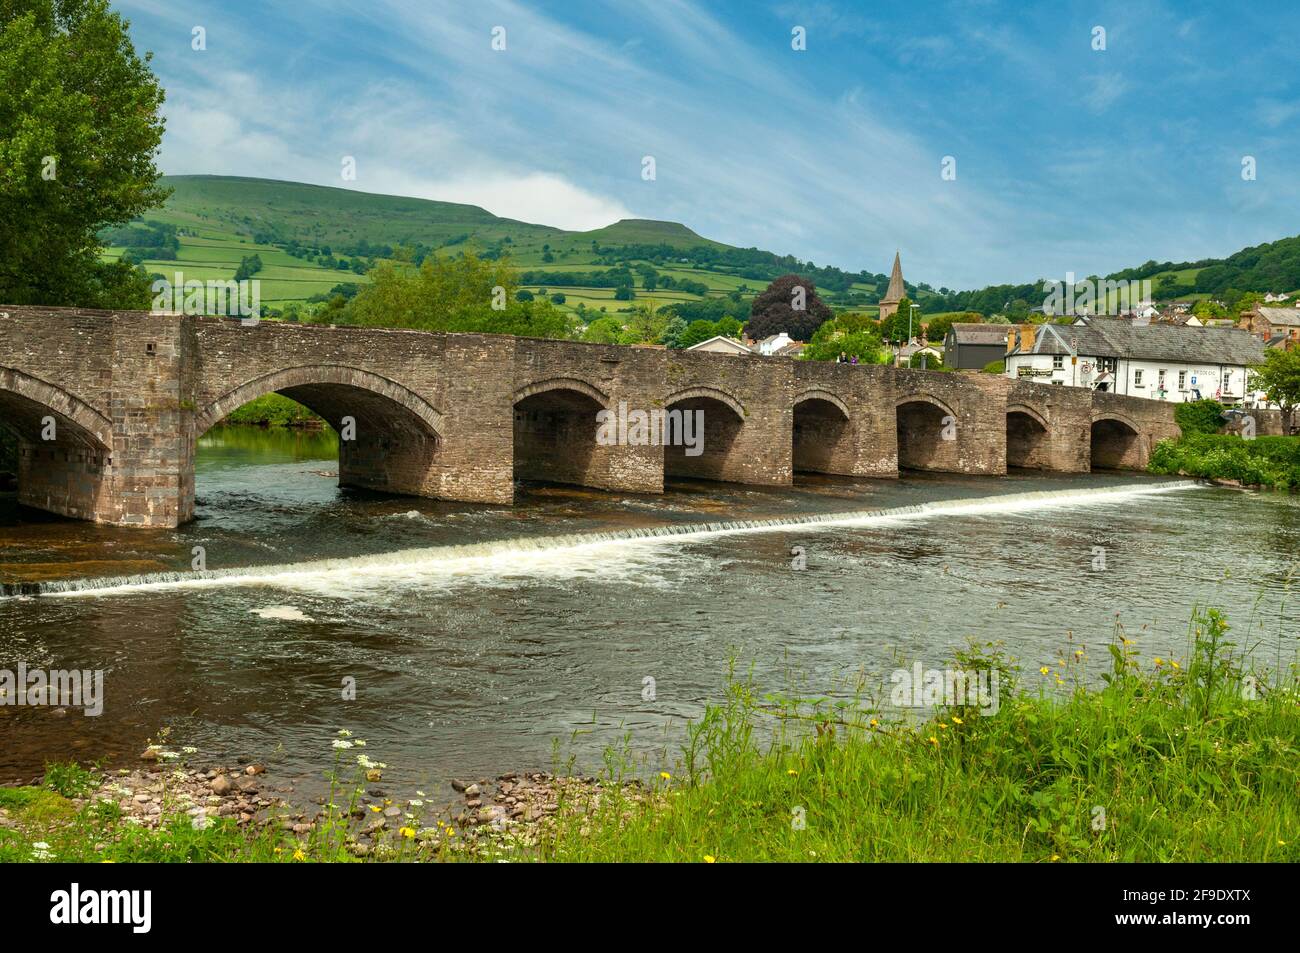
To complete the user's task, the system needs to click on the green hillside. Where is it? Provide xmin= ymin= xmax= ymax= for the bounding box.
xmin=102 ymin=175 xmax=901 ymax=317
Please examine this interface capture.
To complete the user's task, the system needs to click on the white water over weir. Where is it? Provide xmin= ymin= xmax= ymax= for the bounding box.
xmin=5 ymin=481 xmax=1199 ymax=599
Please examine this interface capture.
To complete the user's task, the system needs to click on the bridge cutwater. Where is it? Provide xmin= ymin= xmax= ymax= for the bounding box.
xmin=1 ymin=306 xmax=1183 ymax=528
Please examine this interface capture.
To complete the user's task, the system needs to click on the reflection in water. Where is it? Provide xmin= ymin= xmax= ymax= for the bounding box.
xmin=1 ymin=426 xmax=1297 ymax=796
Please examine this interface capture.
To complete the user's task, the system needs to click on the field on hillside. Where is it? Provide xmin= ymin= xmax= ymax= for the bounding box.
xmin=102 ymin=175 xmax=903 ymax=319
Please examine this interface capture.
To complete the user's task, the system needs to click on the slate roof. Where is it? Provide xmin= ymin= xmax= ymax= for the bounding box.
xmin=1011 ymin=321 xmax=1266 ymax=365
xmin=1257 ymin=307 xmax=1300 ymax=328
xmin=950 ymin=323 xmax=1012 ymax=346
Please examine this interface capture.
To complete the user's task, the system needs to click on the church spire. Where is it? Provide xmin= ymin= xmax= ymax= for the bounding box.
xmin=883 ymin=251 xmax=905 ymax=304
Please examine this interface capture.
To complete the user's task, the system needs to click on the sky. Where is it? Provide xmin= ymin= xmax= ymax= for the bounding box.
xmin=115 ymin=0 xmax=1300 ymax=291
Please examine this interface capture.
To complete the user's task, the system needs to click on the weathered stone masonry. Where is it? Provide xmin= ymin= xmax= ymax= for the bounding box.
xmin=0 ymin=307 xmax=1183 ymax=527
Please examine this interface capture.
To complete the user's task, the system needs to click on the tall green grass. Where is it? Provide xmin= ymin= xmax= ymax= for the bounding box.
xmin=539 ymin=610 xmax=1298 ymax=862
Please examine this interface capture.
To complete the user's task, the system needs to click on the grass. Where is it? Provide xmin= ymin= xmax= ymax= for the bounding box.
xmin=1149 ymin=433 xmax=1300 ymax=490
xmin=1 ymin=606 xmax=1294 ymax=863
xmin=537 ymin=608 xmax=1298 ymax=862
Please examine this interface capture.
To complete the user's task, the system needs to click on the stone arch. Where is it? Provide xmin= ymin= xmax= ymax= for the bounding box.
xmin=513 ymin=377 xmax=609 ymax=409
xmin=195 ymin=364 xmax=446 ymax=504
xmin=1006 ymin=403 xmax=1051 ymax=470
xmin=793 ymin=390 xmax=852 ymax=475
xmin=662 ymin=386 xmax=747 ymax=483
xmin=0 ymin=367 xmax=114 ymax=522
xmin=0 ymin=367 xmax=113 ymax=450
xmin=512 ymin=377 xmax=610 ymax=488
xmin=196 ymin=365 xmax=444 ymax=438
xmin=1090 ymin=413 xmax=1145 ymax=470
xmin=794 ymin=389 xmax=850 ymax=419
xmin=894 ymin=392 xmax=956 ymax=418
xmin=664 ymin=386 xmax=746 ymax=419
xmin=895 ymin=393 xmax=959 ymax=471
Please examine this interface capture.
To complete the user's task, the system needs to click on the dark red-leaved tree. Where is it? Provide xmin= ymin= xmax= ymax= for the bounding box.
xmin=744 ymin=274 xmax=833 ymax=342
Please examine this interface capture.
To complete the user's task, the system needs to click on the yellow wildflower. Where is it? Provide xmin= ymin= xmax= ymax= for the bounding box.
xmin=703 ymin=855 xmax=716 ymax=864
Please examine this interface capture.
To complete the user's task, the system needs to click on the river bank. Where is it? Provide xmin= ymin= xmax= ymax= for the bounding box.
xmin=2 ymin=606 xmax=1295 ymax=862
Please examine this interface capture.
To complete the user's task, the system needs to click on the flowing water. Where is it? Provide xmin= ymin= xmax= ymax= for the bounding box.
xmin=1 ymin=425 xmax=1297 ymax=794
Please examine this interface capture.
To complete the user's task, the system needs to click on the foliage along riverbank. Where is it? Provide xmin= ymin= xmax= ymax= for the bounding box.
xmin=1 ymin=607 xmax=1294 ymax=862
xmin=217 ymin=394 xmax=324 ymax=428
xmin=1147 ymin=399 xmax=1300 ymax=490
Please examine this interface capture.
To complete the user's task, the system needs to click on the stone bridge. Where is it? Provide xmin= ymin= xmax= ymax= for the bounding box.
xmin=0 ymin=307 xmax=1182 ymax=527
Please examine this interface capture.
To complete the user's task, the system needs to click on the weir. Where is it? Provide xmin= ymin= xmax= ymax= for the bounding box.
xmin=0 ymin=307 xmax=1186 ymax=527
xmin=4 ymin=481 xmax=1197 ymax=598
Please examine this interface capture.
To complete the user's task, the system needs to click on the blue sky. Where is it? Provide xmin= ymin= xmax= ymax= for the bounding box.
xmin=116 ymin=0 xmax=1300 ymax=290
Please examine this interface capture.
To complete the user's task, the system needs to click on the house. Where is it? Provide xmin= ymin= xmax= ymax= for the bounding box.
xmin=898 ymin=341 xmax=943 ymax=367
xmin=685 ymin=335 xmax=752 ymax=356
xmin=1263 ymin=292 xmax=1292 ymax=303
xmin=1241 ymin=307 xmax=1300 ymax=347
xmin=944 ymin=323 xmax=1012 ymax=369
xmin=1004 ymin=321 xmax=1266 ymax=404
xmin=755 ymin=332 xmax=794 ymax=355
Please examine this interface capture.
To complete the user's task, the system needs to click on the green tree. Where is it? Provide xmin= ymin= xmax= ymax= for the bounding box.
xmin=659 ymin=315 xmax=688 ymax=348
xmin=1 ymin=0 xmax=169 ymax=307
xmin=1250 ymin=349 xmax=1300 ymax=433
xmin=581 ymin=315 xmax=624 ymax=344
xmin=345 ymin=251 xmax=574 ymax=339
xmin=802 ymin=316 xmax=885 ymax=363
xmin=678 ymin=319 xmax=720 ymax=348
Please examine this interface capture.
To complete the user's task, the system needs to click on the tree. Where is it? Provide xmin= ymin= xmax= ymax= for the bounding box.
xmin=613 ymin=284 xmax=634 ymax=301
xmin=1250 ymin=349 xmax=1300 ymax=433
xmin=581 ymin=316 xmax=624 ymax=344
xmin=659 ymin=315 xmax=688 ymax=348
xmin=679 ymin=319 xmax=720 ymax=349
xmin=745 ymin=274 xmax=833 ymax=342
xmin=922 ymin=311 xmax=978 ymax=344
xmin=624 ymin=301 xmax=665 ymax=343
xmin=1 ymin=0 xmax=169 ymax=307
xmin=345 ymin=251 xmax=575 ymax=339
xmin=802 ymin=316 xmax=885 ymax=363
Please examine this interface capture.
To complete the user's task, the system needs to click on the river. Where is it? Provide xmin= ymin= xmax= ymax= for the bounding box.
xmin=1 ymin=425 xmax=1296 ymax=794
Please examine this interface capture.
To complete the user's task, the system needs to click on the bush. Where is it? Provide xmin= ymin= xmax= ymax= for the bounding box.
xmin=1148 ymin=432 xmax=1300 ymax=489
xmin=1174 ymin=399 xmax=1226 ymax=436
xmin=982 ymin=359 xmax=1005 ymax=374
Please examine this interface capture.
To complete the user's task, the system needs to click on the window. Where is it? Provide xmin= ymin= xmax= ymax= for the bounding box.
xmin=1052 ymin=354 xmax=1064 ymax=370
xmin=1178 ymin=370 xmax=1186 ymax=390
xmin=1098 ymin=357 xmax=1116 ymax=373
xmin=1134 ymin=369 xmax=1144 ymax=387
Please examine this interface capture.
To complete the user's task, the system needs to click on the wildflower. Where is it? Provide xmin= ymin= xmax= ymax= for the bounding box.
xmin=1039 ymin=666 xmax=1050 ymax=675
xmin=353 ymin=740 xmax=366 ymax=747
xmin=703 ymin=855 xmax=716 ymax=864
xmin=1154 ymin=658 xmax=1163 ymax=667
xmin=1075 ymin=649 xmax=1084 ymax=657
xmin=181 ymin=746 xmax=198 ymax=755
xmin=332 ymin=739 xmax=354 ymax=750
xmin=660 ymin=772 xmax=671 ymax=781
xmin=337 ymin=729 xmax=352 ymax=738
xmin=31 ymin=842 xmax=53 ymax=861
xmin=927 ymin=736 xmax=939 ymax=746
xmin=370 ymin=805 xmax=382 ymax=813
xmin=1278 ymin=840 xmax=1286 ymax=846
xmin=937 ymin=722 xmax=948 ymax=730
xmin=399 ymin=827 xmax=416 ymax=839
xmin=1171 ymin=661 xmax=1181 ymax=671
xmin=869 ymin=718 xmax=879 ymax=728
xmin=292 ymin=848 xmax=306 ymax=862
xmin=787 ymin=769 xmax=798 ymax=776
xmin=1050 ymin=854 xmax=1060 ymax=862
xmin=951 ymin=716 xmax=963 ymax=725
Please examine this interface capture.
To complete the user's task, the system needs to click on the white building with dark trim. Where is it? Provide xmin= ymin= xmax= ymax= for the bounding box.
xmin=1004 ymin=319 xmax=1266 ymax=404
